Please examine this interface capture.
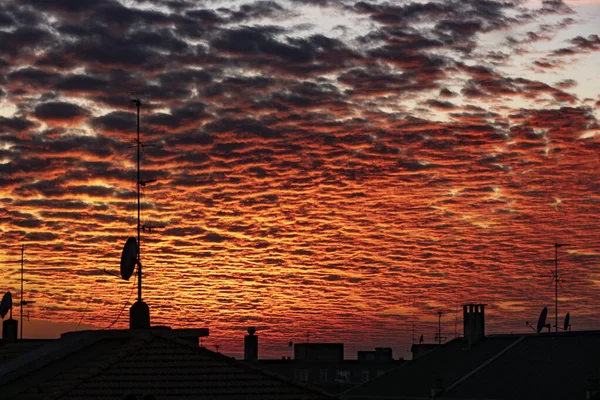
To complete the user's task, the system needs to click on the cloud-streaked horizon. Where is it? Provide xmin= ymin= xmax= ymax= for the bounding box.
xmin=1 ymin=0 xmax=599 ymax=358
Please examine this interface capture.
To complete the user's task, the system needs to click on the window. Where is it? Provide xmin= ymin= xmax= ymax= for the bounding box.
xmin=320 ymin=369 xmax=328 ymax=383
xmin=294 ymin=369 xmax=308 ymax=382
xmin=361 ymin=369 xmax=370 ymax=382
xmin=335 ymin=370 xmax=351 ymax=384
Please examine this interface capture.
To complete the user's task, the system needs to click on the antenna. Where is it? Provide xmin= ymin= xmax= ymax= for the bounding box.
xmin=0 ymin=292 xmax=12 ymax=319
xmin=124 ymin=96 xmax=161 ymax=329
xmin=20 ymin=245 xmax=23 ymax=339
xmin=133 ymin=97 xmax=142 ymax=304
xmin=435 ymin=311 xmax=447 ymax=345
xmin=563 ymin=312 xmax=571 ymax=332
xmin=536 ymin=307 xmax=550 ymax=334
xmin=19 ymin=246 xmax=34 ymax=338
xmin=552 ymin=243 xmax=568 ymax=333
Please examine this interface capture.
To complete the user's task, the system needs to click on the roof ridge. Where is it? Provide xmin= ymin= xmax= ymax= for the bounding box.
xmin=444 ymin=335 xmax=527 ymax=394
xmin=152 ymin=332 xmax=335 ymax=398
xmin=46 ymin=332 xmax=155 ymax=400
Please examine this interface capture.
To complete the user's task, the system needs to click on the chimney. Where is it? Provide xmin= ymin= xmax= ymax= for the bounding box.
xmin=463 ymin=304 xmax=485 ymax=347
xmin=244 ymin=327 xmax=258 ymax=361
xmin=2 ymin=318 xmax=18 ymax=342
xmin=130 ymin=300 xmax=150 ymax=329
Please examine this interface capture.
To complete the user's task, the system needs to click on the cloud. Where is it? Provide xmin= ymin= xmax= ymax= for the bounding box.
xmin=33 ymin=101 xmax=90 ymax=124
xmin=0 ymin=0 xmax=598 ymax=359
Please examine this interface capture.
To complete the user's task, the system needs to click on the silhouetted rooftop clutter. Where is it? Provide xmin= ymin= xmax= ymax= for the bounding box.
xmin=341 ymin=304 xmax=600 ymax=400
xmin=252 ymin=336 xmax=404 ymax=394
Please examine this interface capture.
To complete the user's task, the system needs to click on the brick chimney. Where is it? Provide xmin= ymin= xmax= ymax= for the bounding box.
xmin=463 ymin=304 xmax=485 ymax=347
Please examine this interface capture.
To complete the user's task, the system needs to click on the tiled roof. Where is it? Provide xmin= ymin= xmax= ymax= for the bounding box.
xmin=341 ymin=331 xmax=600 ymax=400
xmin=0 ymin=329 xmax=333 ymax=400
xmin=0 ymin=340 xmax=51 ymax=365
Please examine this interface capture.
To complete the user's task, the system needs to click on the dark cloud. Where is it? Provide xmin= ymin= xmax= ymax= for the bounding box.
xmin=226 ymin=1 xmax=286 ymax=22
xmin=91 ymin=111 xmax=135 ymax=135
xmin=553 ymin=34 xmax=600 ymax=56
xmin=0 ymin=116 xmax=36 ymax=133
xmin=33 ymin=101 xmax=89 ymax=122
xmin=424 ymin=99 xmax=456 ymax=110
xmin=539 ymin=0 xmax=574 ymax=15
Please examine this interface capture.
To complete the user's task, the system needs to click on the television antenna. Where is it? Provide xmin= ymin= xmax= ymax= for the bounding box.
xmin=116 ymin=96 xmax=162 ymax=329
xmin=434 ymin=311 xmax=447 ymax=345
xmin=550 ymin=243 xmax=568 ymax=333
xmin=19 ymin=245 xmax=35 ymax=339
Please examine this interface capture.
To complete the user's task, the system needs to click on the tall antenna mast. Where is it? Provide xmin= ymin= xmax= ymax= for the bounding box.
xmin=20 ymin=245 xmax=23 ymax=340
xmin=553 ymin=243 xmax=568 ymax=333
xmin=435 ymin=311 xmax=446 ymax=345
xmin=132 ymin=98 xmax=142 ymax=303
xmin=119 ymin=95 xmax=161 ymax=329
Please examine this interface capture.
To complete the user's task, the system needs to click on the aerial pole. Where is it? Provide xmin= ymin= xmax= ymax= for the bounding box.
xmin=437 ymin=311 xmax=442 ymax=345
xmin=20 ymin=245 xmax=23 ymax=339
xmin=553 ymin=243 xmax=567 ymax=333
xmin=132 ymin=98 xmax=142 ymax=303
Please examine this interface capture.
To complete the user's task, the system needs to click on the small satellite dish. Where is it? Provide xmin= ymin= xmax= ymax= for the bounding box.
xmin=536 ymin=307 xmax=548 ymax=334
xmin=120 ymin=237 xmax=138 ymax=280
xmin=0 ymin=291 xmax=12 ymax=319
xmin=563 ymin=312 xmax=570 ymax=331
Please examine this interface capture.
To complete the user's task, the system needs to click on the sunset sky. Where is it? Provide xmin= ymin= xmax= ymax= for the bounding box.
xmin=1 ymin=0 xmax=599 ymax=359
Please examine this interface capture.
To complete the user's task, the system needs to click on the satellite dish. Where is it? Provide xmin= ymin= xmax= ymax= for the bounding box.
xmin=0 ymin=292 xmax=12 ymax=319
xmin=536 ymin=307 xmax=548 ymax=334
xmin=563 ymin=312 xmax=570 ymax=331
xmin=120 ymin=237 xmax=138 ymax=280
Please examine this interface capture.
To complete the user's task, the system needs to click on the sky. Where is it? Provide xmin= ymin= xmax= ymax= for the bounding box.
xmin=0 ymin=0 xmax=599 ymax=359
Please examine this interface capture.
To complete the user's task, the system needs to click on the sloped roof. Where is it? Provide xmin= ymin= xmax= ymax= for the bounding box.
xmin=342 ymin=336 xmax=517 ymax=399
xmin=341 ymin=331 xmax=600 ymax=400
xmin=446 ymin=332 xmax=600 ymax=400
xmin=0 ymin=329 xmax=332 ymax=400
xmin=0 ymin=340 xmax=51 ymax=365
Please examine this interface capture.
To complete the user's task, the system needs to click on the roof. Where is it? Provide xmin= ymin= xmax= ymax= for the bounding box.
xmin=0 ymin=340 xmax=52 ymax=365
xmin=342 ymin=335 xmax=517 ymax=400
xmin=341 ymin=331 xmax=600 ymax=400
xmin=446 ymin=332 xmax=600 ymax=400
xmin=0 ymin=328 xmax=333 ymax=400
